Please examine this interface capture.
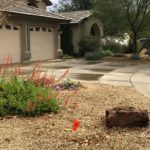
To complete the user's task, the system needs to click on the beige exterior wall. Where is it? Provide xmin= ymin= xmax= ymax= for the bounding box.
xmin=28 ymin=20 xmax=59 ymax=61
xmin=71 ymin=16 xmax=103 ymax=53
xmin=2 ymin=15 xmax=60 ymax=63
xmin=0 ymin=23 xmax=21 ymax=63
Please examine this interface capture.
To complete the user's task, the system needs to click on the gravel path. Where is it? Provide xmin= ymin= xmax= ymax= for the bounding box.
xmin=0 ymin=83 xmax=150 ymax=150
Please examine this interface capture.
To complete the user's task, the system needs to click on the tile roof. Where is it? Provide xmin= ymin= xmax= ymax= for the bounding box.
xmin=0 ymin=0 xmax=70 ymax=21
xmin=59 ymin=10 xmax=93 ymax=24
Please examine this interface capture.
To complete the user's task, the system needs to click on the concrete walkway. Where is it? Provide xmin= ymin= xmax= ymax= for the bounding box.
xmin=22 ymin=59 xmax=150 ymax=99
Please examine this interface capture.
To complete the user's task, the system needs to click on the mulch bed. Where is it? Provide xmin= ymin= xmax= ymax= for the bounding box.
xmin=0 ymin=83 xmax=150 ymax=150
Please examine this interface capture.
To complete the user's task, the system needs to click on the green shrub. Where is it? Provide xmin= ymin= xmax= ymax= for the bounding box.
xmin=78 ymin=36 xmax=100 ymax=56
xmin=85 ymin=50 xmax=103 ymax=60
xmin=0 ymin=76 xmax=60 ymax=116
xmin=130 ymin=53 xmax=140 ymax=60
xmin=103 ymin=41 xmax=123 ymax=53
xmin=101 ymin=50 xmax=113 ymax=56
xmin=62 ymin=54 xmax=74 ymax=60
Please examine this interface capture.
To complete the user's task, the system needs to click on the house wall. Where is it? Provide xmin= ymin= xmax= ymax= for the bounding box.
xmin=71 ymin=16 xmax=103 ymax=53
xmin=5 ymin=15 xmax=59 ymax=63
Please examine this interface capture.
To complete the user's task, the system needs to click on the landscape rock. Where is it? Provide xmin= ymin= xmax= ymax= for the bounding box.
xmin=106 ymin=106 xmax=149 ymax=128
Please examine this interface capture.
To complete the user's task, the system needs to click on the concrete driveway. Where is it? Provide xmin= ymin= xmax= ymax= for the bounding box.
xmin=22 ymin=59 xmax=150 ymax=98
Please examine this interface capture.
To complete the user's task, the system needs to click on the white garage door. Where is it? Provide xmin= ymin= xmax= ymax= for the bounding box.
xmin=30 ymin=26 xmax=55 ymax=61
xmin=0 ymin=24 xmax=21 ymax=63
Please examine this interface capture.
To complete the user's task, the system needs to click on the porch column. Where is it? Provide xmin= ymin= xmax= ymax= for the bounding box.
xmin=57 ymin=29 xmax=63 ymax=58
xmin=21 ymin=19 xmax=31 ymax=62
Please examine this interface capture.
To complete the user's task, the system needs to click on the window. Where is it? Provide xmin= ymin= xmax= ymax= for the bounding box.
xmin=5 ymin=24 xmax=11 ymax=30
xmin=48 ymin=28 xmax=52 ymax=32
xmin=35 ymin=27 xmax=40 ymax=32
xmin=13 ymin=26 xmax=19 ymax=30
xmin=90 ymin=24 xmax=100 ymax=37
xmin=0 ymin=25 xmax=3 ymax=29
xmin=29 ymin=27 xmax=34 ymax=31
xmin=42 ymin=27 xmax=46 ymax=32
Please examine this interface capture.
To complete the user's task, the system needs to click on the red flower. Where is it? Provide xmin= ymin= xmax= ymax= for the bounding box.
xmin=38 ymin=95 xmax=43 ymax=101
xmin=47 ymin=95 xmax=51 ymax=100
xmin=64 ymin=98 xmax=68 ymax=107
xmin=72 ymin=119 xmax=80 ymax=131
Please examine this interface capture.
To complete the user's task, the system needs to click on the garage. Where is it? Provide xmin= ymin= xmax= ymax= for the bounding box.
xmin=0 ymin=24 xmax=21 ymax=63
xmin=29 ymin=26 xmax=55 ymax=61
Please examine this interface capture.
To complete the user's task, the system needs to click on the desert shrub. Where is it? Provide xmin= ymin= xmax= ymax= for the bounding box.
xmin=85 ymin=50 xmax=103 ymax=60
xmin=130 ymin=53 xmax=140 ymax=60
xmin=103 ymin=41 xmax=123 ymax=53
xmin=0 ymin=76 xmax=60 ymax=116
xmin=0 ymin=57 xmax=62 ymax=116
xmin=78 ymin=36 xmax=100 ymax=56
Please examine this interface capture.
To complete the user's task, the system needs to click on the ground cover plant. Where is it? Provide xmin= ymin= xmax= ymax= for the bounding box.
xmin=0 ymin=56 xmax=80 ymax=117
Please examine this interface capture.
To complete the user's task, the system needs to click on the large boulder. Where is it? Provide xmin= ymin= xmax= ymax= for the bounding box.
xmin=106 ymin=106 xmax=149 ymax=128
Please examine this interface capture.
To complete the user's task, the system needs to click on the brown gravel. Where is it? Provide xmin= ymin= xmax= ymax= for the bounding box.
xmin=0 ymin=83 xmax=150 ymax=150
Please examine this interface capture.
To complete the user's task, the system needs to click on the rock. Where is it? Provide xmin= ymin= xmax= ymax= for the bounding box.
xmin=106 ymin=106 xmax=149 ymax=128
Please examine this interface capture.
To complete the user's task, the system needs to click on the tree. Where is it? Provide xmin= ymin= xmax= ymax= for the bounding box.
xmin=54 ymin=0 xmax=93 ymax=12
xmin=94 ymin=0 xmax=150 ymax=53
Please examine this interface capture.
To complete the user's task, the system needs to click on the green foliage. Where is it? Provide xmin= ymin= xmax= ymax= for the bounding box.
xmin=85 ymin=50 xmax=103 ymax=60
xmin=103 ymin=41 xmax=123 ymax=53
xmin=101 ymin=50 xmax=113 ymax=56
xmin=78 ymin=36 xmax=100 ymax=56
xmin=94 ymin=0 xmax=127 ymax=37
xmin=94 ymin=0 xmax=150 ymax=53
xmin=0 ymin=76 xmax=60 ymax=116
xmin=56 ymin=0 xmax=93 ymax=12
xmin=62 ymin=54 xmax=74 ymax=60
xmin=130 ymin=53 xmax=140 ymax=60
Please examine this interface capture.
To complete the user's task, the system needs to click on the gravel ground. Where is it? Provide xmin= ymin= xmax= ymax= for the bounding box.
xmin=0 ymin=83 xmax=150 ymax=150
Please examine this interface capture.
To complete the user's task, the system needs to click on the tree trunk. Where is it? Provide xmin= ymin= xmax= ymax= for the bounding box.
xmin=133 ymin=32 xmax=137 ymax=54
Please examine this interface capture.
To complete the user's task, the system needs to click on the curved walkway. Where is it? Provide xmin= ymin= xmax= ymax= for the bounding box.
xmin=100 ymin=63 xmax=150 ymax=98
xmin=22 ymin=59 xmax=150 ymax=99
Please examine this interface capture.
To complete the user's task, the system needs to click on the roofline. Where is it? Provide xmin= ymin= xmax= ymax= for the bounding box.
xmin=0 ymin=4 xmax=71 ymax=21
xmin=59 ymin=10 xmax=94 ymax=24
xmin=1 ymin=9 xmax=70 ymax=22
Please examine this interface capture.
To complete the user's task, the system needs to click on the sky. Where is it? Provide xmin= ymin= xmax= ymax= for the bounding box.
xmin=51 ymin=0 xmax=59 ymax=4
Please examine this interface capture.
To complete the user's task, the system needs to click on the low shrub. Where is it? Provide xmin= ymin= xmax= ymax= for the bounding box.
xmin=54 ymin=79 xmax=82 ymax=91
xmin=103 ymin=41 xmax=123 ymax=53
xmin=78 ymin=36 xmax=100 ymax=56
xmin=0 ymin=57 xmax=62 ymax=116
xmin=0 ymin=77 xmax=60 ymax=116
xmin=130 ymin=53 xmax=140 ymax=60
xmin=85 ymin=50 xmax=103 ymax=60
xmin=101 ymin=50 xmax=113 ymax=57
xmin=62 ymin=54 xmax=74 ymax=60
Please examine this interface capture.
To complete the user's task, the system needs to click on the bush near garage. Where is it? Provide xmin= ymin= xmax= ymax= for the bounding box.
xmin=103 ymin=41 xmax=124 ymax=53
xmin=78 ymin=36 xmax=100 ymax=56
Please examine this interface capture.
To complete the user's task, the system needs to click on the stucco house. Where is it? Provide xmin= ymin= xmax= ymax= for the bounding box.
xmin=59 ymin=10 xmax=103 ymax=55
xmin=0 ymin=0 xmax=70 ymax=63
